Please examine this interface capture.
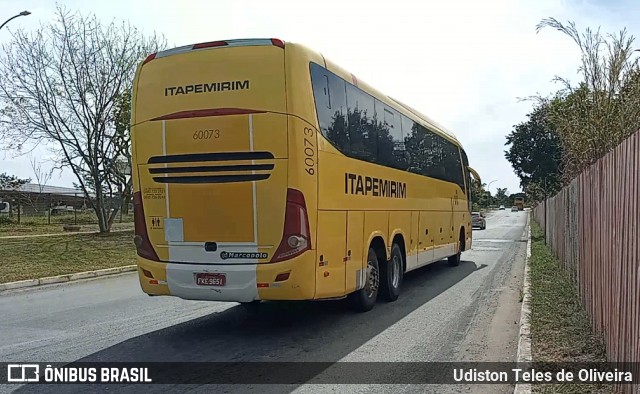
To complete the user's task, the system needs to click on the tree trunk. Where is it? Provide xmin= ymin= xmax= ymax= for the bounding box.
xmin=121 ymin=179 xmax=132 ymax=215
xmin=95 ymin=205 xmax=109 ymax=233
xmin=107 ymin=206 xmax=120 ymax=230
xmin=92 ymin=186 xmax=109 ymax=233
xmin=121 ymin=191 xmax=131 ymax=215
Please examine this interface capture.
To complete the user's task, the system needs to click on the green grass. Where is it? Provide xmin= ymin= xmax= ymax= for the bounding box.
xmin=529 ymin=220 xmax=615 ymax=394
xmin=0 ymin=230 xmax=136 ymax=283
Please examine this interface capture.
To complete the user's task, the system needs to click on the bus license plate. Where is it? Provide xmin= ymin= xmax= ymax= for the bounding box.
xmin=195 ymin=273 xmax=226 ymax=287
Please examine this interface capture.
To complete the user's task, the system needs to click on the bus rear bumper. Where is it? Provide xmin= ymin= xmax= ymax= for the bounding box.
xmin=166 ymin=263 xmax=259 ymax=303
xmin=136 ymin=253 xmax=317 ymax=302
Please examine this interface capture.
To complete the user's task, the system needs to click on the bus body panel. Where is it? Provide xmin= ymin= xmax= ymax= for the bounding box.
xmin=364 ymin=212 xmax=389 ymax=259
xmin=388 ymin=211 xmax=411 ymax=257
xmin=417 ymin=211 xmax=435 ymax=268
xmin=255 ymin=253 xmax=316 ymax=301
xmin=284 ymin=43 xmax=326 ymax=131
xmin=345 ymin=211 xmax=365 ymax=294
xmin=315 ymin=210 xmax=347 ymax=298
xmin=284 ymin=116 xmax=318 ymax=250
xmin=134 ymin=113 xmax=288 ymax=261
xmin=406 ymin=212 xmax=420 ymax=270
xmin=133 ymin=45 xmax=287 ymax=123
xmin=137 ymin=258 xmax=170 ymax=296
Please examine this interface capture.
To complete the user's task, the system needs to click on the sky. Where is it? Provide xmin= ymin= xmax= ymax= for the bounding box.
xmin=1 ymin=0 xmax=639 ymax=195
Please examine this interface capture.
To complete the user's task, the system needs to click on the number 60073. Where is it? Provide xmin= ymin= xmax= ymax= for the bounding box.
xmin=193 ymin=129 xmax=220 ymax=140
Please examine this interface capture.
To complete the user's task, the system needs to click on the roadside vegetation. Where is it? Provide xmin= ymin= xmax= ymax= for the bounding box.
xmin=0 ymin=230 xmax=135 ymax=283
xmin=528 ymin=220 xmax=614 ymax=394
xmin=505 ymin=19 xmax=640 ymax=203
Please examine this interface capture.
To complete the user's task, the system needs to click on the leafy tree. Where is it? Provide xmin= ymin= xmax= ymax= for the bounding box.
xmin=504 ymin=101 xmax=563 ymax=195
xmin=471 ymin=179 xmax=491 ymax=209
xmin=0 ymin=6 xmax=166 ymax=232
xmin=524 ymin=179 xmax=551 ymax=204
xmin=495 ymin=188 xmax=509 ymax=206
xmin=0 ymin=173 xmax=30 ymax=190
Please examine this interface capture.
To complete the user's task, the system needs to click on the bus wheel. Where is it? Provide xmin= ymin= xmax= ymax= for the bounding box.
xmin=448 ymin=232 xmax=464 ymax=267
xmin=349 ymin=247 xmax=380 ymax=312
xmin=380 ymin=243 xmax=403 ymax=302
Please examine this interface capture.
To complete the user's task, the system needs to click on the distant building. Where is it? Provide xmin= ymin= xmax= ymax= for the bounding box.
xmin=0 ymin=183 xmax=94 ymax=215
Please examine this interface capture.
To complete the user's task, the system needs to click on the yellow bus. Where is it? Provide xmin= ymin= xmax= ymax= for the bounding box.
xmin=131 ymin=38 xmax=480 ymax=312
xmin=514 ymin=196 xmax=524 ymax=211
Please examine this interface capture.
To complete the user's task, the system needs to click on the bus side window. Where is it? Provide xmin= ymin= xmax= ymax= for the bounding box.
xmin=310 ymin=63 xmax=331 ymax=134
xmin=436 ymin=138 xmax=465 ymax=192
xmin=323 ymin=75 xmax=331 ymax=109
xmin=461 ymin=149 xmax=471 ymax=197
xmin=377 ymin=103 xmax=406 ymax=170
xmin=402 ymin=115 xmax=424 ymax=175
xmin=419 ymin=125 xmax=443 ymax=180
xmin=346 ymin=83 xmax=376 ymax=164
xmin=310 ymin=63 xmax=348 ymax=153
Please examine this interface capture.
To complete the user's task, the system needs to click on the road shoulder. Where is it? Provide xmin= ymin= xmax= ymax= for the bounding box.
xmin=0 ymin=265 xmax=137 ymax=292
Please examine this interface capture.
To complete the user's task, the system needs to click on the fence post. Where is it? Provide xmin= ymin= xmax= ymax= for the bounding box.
xmin=544 ymin=178 xmax=548 ymax=245
xmin=74 ymin=193 xmax=78 ymax=225
xmin=48 ymin=193 xmax=52 ymax=225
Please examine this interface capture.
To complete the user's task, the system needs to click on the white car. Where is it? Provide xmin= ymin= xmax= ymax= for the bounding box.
xmin=499 ymin=205 xmax=505 ymax=210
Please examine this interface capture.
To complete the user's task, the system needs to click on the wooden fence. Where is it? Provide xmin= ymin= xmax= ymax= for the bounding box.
xmin=533 ymin=131 xmax=639 ymax=393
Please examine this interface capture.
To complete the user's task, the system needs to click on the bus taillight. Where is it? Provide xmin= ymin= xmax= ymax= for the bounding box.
xmin=133 ymin=191 xmax=160 ymax=262
xmin=192 ymin=40 xmax=228 ymax=49
xmin=142 ymin=53 xmax=156 ymax=65
xmin=271 ymin=188 xmax=311 ymax=263
xmin=270 ymin=38 xmax=285 ymax=48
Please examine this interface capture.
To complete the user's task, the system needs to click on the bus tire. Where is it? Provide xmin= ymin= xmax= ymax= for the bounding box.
xmin=380 ymin=243 xmax=403 ymax=302
xmin=448 ymin=232 xmax=464 ymax=267
xmin=349 ymin=247 xmax=380 ymax=312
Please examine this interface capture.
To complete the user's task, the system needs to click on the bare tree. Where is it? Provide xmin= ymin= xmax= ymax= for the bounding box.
xmin=0 ymin=6 xmax=165 ymax=232
xmin=29 ymin=156 xmax=53 ymax=213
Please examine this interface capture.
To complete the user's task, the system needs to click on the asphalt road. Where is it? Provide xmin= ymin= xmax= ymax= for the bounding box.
xmin=0 ymin=209 xmax=529 ymax=394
